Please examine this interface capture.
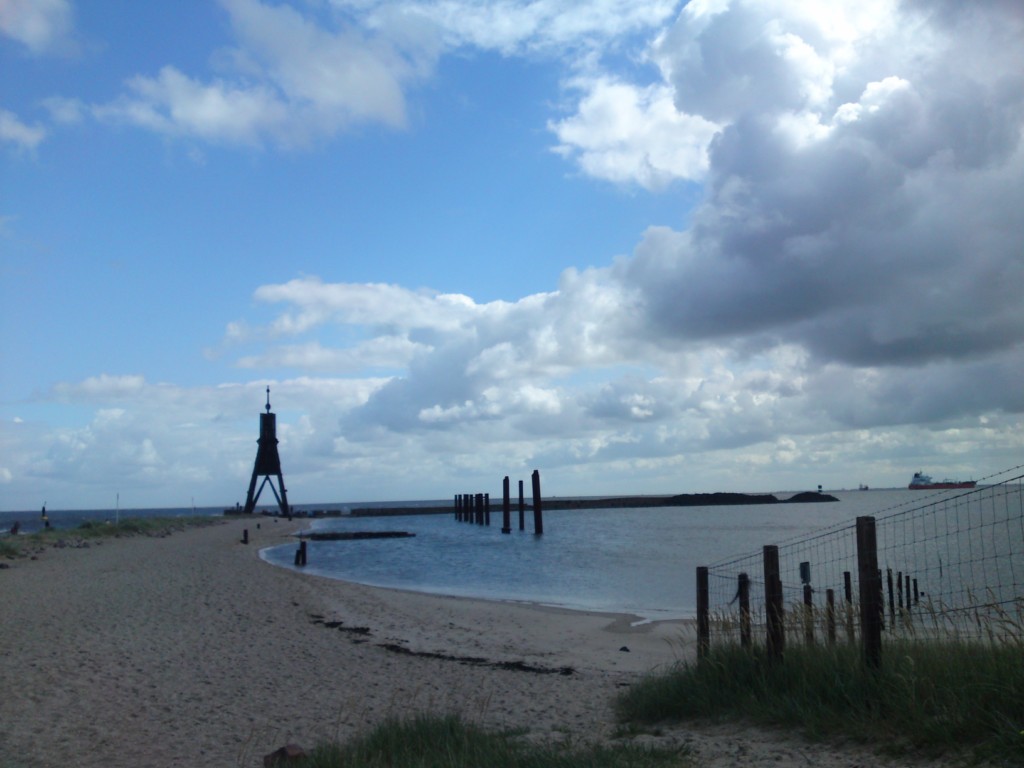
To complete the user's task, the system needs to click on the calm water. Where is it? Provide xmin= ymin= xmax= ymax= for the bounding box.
xmin=261 ymin=490 xmax=930 ymax=620
xmin=7 ymin=488 xmax=1011 ymax=621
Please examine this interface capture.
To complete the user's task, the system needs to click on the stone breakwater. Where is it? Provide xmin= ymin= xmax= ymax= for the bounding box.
xmin=349 ymin=491 xmax=839 ymax=516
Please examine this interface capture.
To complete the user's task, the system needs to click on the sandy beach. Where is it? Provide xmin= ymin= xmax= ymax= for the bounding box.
xmin=1 ymin=518 xmax=945 ymax=767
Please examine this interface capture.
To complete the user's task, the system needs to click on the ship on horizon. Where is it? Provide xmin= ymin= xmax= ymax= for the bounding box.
xmin=908 ymin=471 xmax=977 ymax=490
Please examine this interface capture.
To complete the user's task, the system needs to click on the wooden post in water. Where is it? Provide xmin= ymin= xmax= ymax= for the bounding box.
xmin=501 ymin=476 xmax=512 ymax=534
xmin=738 ymin=572 xmax=751 ymax=648
xmin=475 ymin=493 xmax=484 ymax=525
xmin=518 ymin=480 xmax=525 ymax=531
xmin=485 ymin=493 xmax=491 ymax=526
xmin=696 ymin=566 xmax=710 ymax=660
xmin=763 ymin=545 xmax=784 ymax=661
xmin=531 ymin=469 xmax=543 ymax=535
xmin=295 ymin=539 xmax=307 ymax=567
xmin=856 ymin=516 xmax=882 ymax=668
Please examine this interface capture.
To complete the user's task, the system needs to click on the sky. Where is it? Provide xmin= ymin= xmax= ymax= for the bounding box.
xmin=1 ymin=0 xmax=1022 ymax=511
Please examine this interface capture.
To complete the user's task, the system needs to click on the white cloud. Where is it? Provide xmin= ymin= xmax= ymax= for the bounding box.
xmin=0 ymin=0 xmax=73 ymax=54
xmin=0 ymin=108 xmax=46 ymax=150
xmin=236 ymin=337 xmax=428 ymax=372
xmin=95 ymin=66 xmax=289 ymax=146
xmin=87 ymin=0 xmax=686 ymax=152
xmin=550 ymin=77 xmax=719 ymax=189
xmin=92 ymin=0 xmax=439 ymax=147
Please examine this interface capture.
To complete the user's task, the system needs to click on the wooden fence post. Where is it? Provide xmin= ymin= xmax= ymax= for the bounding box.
xmin=844 ymin=571 xmax=855 ymax=644
xmin=803 ymin=583 xmax=814 ymax=646
xmin=856 ymin=516 xmax=882 ymax=668
xmin=696 ymin=566 xmax=710 ymax=660
xmin=763 ymin=545 xmax=784 ymax=661
xmin=826 ymin=588 xmax=836 ymax=646
xmin=886 ymin=568 xmax=895 ymax=629
xmin=738 ymin=572 xmax=751 ymax=648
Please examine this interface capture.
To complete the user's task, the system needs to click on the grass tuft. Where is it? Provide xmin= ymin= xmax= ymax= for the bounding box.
xmin=615 ymin=636 xmax=1024 ymax=763
xmin=295 ymin=714 xmax=691 ymax=768
xmin=1 ymin=516 xmax=222 ymax=559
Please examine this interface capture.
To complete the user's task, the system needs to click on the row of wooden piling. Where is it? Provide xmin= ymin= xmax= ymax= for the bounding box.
xmin=454 ymin=469 xmax=545 ymax=535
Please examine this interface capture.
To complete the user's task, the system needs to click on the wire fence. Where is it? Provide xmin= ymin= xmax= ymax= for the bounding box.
xmin=698 ymin=465 xmax=1024 ymax=660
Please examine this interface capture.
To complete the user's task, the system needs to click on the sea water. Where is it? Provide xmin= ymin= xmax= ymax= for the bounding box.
xmin=260 ymin=490 xmax=931 ymax=620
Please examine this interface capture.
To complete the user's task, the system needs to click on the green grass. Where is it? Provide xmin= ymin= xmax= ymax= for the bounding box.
xmin=615 ymin=638 xmax=1024 ymax=764
xmin=0 ymin=516 xmax=222 ymax=559
xmin=288 ymin=714 xmax=691 ymax=768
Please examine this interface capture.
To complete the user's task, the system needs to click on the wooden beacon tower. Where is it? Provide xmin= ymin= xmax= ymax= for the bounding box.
xmin=242 ymin=386 xmax=290 ymax=516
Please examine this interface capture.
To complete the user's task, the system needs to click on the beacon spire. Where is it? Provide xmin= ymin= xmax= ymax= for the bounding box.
xmin=242 ymin=387 xmax=290 ymax=516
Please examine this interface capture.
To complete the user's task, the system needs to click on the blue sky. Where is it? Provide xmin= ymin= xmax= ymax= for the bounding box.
xmin=2 ymin=0 xmax=1022 ymax=511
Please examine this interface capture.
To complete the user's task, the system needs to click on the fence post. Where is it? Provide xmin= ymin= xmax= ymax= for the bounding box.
xmin=803 ymin=583 xmax=814 ymax=646
xmin=696 ymin=566 xmax=710 ymax=660
xmin=738 ymin=572 xmax=751 ymax=648
xmin=856 ymin=516 xmax=882 ymax=668
xmin=826 ymin=588 xmax=836 ymax=646
xmin=844 ymin=571 xmax=855 ymax=644
xmin=886 ymin=568 xmax=895 ymax=629
xmin=763 ymin=545 xmax=784 ymax=661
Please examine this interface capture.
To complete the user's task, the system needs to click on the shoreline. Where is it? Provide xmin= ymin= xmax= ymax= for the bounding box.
xmin=257 ymin=520 xmax=697 ymax=668
xmin=0 ymin=517 xmax=690 ymax=768
xmin=1 ymin=517 xmax=927 ymax=768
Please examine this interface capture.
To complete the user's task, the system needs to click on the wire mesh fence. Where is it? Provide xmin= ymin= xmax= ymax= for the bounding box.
xmin=699 ymin=465 xmax=1023 ymax=659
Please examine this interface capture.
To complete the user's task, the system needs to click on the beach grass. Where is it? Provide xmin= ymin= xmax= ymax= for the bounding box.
xmin=615 ymin=635 xmax=1024 ymax=764
xmin=0 ymin=516 xmax=223 ymax=559
xmin=292 ymin=713 xmax=692 ymax=768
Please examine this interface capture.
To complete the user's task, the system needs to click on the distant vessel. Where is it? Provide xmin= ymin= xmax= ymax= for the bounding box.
xmin=908 ymin=471 xmax=976 ymax=490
